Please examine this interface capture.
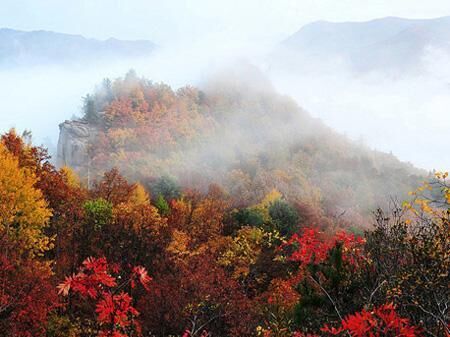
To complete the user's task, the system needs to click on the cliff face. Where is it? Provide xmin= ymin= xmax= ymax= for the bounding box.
xmin=56 ymin=119 xmax=93 ymax=171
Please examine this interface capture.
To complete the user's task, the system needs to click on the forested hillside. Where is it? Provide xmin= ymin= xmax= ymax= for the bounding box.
xmin=2 ymin=0 xmax=449 ymax=335
xmin=62 ymin=69 xmax=424 ymax=228
xmin=0 ymin=129 xmax=448 ymax=337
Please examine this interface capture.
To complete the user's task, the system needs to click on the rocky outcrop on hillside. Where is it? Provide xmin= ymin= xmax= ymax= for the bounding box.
xmin=56 ymin=119 xmax=94 ymax=171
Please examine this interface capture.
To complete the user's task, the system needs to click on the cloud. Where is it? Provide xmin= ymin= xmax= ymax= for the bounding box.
xmin=268 ymin=46 xmax=450 ymax=170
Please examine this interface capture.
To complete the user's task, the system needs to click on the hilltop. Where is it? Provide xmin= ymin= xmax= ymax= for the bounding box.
xmin=57 ymin=69 xmax=425 ymax=226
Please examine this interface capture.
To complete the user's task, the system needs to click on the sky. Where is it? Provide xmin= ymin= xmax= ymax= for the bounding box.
xmin=2 ymin=0 xmax=450 ymax=45
xmin=1 ymin=0 xmax=450 ymax=170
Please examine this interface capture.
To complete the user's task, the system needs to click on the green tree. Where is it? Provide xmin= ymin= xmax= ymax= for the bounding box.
xmin=269 ymin=199 xmax=299 ymax=236
xmin=150 ymin=175 xmax=181 ymax=201
xmin=154 ymin=194 xmax=170 ymax=216
xmin=83 ymin=198 xmax=113 ymax=231
xmin=233 ymin=208 xmax=265 ymax=228
xmin=82 ymin=94 xmax=100 ymax=124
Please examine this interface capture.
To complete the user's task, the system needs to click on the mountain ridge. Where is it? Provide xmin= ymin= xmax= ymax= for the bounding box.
xmin=56 ymin=69 xmax=425 ymax=226
xmin=0 ymin=27 xmax=156 ymax=67
xmin=277 ymin=16 xmax=450 ymax=74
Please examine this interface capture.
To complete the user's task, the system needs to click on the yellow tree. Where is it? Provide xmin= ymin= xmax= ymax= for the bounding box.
xmin=253 ymin=189 xmax=282 ymax=222
xmin=218 ymin=226 xmax=266 ymax=279
xmin=0 ymin=144 xmax=52 ymax=256
xmin=129 ymin=183 xmax=150 ymax=206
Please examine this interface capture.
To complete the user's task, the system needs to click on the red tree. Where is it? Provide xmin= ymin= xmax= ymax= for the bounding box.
xmin=58 ymin=257 xmax=151 ymax=337
xmin=0 ymin=252 xmax=57 ymax=337
xmin=294 ymin=303 xmax=421 ymax=337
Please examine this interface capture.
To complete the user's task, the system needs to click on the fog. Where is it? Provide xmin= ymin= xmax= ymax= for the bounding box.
xmin=1 ymin=3 xmax=450 ymax=171
xmin=0 ymin=36 xmax=269 ymax=154
xmin=268 ymin=46 xmax=450 ymax=171
xmin=0 ymin=57 xmax=200 ymax=150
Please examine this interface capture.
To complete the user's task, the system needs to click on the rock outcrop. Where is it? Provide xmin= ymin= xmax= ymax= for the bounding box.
xmin=56 ymin=119 xmax=93 ymax=172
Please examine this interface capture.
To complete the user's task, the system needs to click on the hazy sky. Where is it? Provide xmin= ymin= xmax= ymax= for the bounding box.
xmin=2 ymin=0 xmax=450 ymax=45
xmin=1 ymin=1 xmax=450 ymax=170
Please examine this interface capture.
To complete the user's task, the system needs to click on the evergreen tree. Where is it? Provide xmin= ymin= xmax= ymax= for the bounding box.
xmin=82 ymin=94 xmax=100 ymax=124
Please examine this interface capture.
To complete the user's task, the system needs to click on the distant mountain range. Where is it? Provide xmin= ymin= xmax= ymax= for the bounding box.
xmin=3 ymin=17 xmax=450 ymax=73
xmin=272 ymin=16 xmax=450 ymax=74
xmin=0 ymin=28 xmax=156 ymax=67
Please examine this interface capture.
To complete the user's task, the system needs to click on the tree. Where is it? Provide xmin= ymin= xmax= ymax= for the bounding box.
xmin=293 ymin=303 xmax=421 ymax=337
xmin=139 ymin=253 xmax=257 ymax=337
xmin=82 ymin=94 xmax=101 ymax=124
xmin=58 ymin=257 xmax=151 ymax=337
xmin=232 ymin=208 xmax=265 ymax=229
xmin=0 ymin=126 xmax=443 ymax=337
xmin=84 ymin=198 xmax=113 ymax=231
xmin=280 ymin=228 xmax=367 ymax=333
xmin=75 ymin=198 xmax=114 ymax=262
xmin=268 ymin=199 xmax=299 ymax=236
xmin=150 ymin=175 xmax=181 ymax=201
xmin=0 ymin=253 xmax=57 ymax=337
xmin=93 ymin=168 xmax=136 ymax=205
xmin=154 ymin=194 xmax=170 ymax=216
xmin=103 ymin=200 xmax=167 ymax=269
xmin=365 ymin=208 xmax=449 ymax=335
xmin=1 ymin=128 xmax=89 ymax=276
xmin=218 ymin=226 xmax=266 ymax=279
xmin=0 ymin=143 xmax=52 ymax=256
xmin=129 ymin=183 xmax=150 ymax=206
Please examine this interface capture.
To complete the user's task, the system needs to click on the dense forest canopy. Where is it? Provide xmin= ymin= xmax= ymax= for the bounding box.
xmin=1 ymin=70 xmax=447 ymax=337
xmin=67 ymin=69 xmax=425 ymax=228
xmin=1 ymin=65 xmax=447 ymax=337
xmin=0 ymin=128 xmax=448 ymax=337
xmin=1 ymin=1 xmax=449 ymax=334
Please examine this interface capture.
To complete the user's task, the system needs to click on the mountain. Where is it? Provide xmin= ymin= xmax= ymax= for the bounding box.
xmin=267 ymin=17 xmax=450 ymax=172
xmin=273 ymin=16 xmax=450 ymax=74
xmin=0 ymin=28 xmax=156 ymax=67
xmin=57 ymin=69 xmax=425 ymax=225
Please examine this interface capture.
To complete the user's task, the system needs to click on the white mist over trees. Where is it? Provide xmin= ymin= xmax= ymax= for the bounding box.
xmin=269 ymin=17 xmax=450 ymax=170
xmin=1 ymin=5 xmax=450 ymax=170
xmin=1 ymin=3 xmax=449 ymax=336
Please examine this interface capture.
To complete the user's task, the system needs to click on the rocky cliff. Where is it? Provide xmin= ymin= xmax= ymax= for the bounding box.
xmin=56 ymin=119 xmax=93 ymax=172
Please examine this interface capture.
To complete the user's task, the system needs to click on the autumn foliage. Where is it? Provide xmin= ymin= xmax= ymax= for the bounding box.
xmin=293 ymin=303 xmax=420 ymax=337
xmin=0 ymin=101 xmax=448 ymax=337
xmin=57 ymin=257 xmax=150 ymax=337
xmin=77 ymin=71 xmax=423 ymax=228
